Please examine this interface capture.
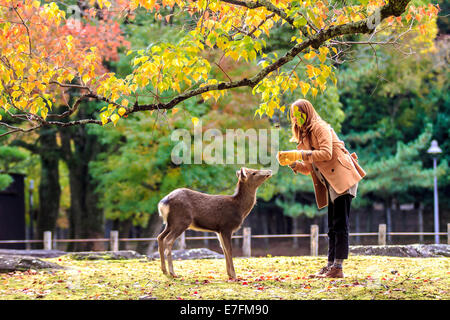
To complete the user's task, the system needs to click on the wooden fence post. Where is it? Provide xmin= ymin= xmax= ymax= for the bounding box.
xmin=177 ymin=232 xmax=186 ymax=250
xmin=243 ymin=227 xmax=251 ymax=257
xmin=43 ymin=231 xmax=52 ymax=250
xmin=310 ymin=225 xmax=319 ymax=256
xmin=378 ymin=224 xmax=386 ymax=245
xmin=203 ymin=232 xmax=209 ymax=247
xmin=110 ymin=230 xmax=119 ymax=252
xmin=447 ymin=223 xmax=450 ymax=245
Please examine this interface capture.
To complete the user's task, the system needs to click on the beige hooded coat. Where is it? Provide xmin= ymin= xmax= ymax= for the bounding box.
xmin=290 ymin=100 xmax=366 ymax=209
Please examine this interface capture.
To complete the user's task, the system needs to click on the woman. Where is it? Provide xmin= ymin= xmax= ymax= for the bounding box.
xmin=278 ymin=99 xmax=366 ymax=278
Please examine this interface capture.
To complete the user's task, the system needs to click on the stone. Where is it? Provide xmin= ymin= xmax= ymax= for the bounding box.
xmin=139 ymin=295 xmax=157 ymax=300
xmin=69 ymin=250 xmax=146 ymax=260
xmin=349 ymin=244 xmax=450 ymax=258
xmin=0 ymin=249 xmax=67 ymax=258
xmin=149 ymin=248 xmax=224 ymax=260
xmin=0 ymin=255 xmax=64 ymax=273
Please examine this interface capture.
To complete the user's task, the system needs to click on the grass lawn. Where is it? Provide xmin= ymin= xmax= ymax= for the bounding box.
xmin=0 ymin=255 xmax=448 ymax=300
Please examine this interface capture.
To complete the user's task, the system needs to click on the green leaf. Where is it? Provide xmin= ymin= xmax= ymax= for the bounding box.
xmin=293 ymin=16 xmax=307 ymax=28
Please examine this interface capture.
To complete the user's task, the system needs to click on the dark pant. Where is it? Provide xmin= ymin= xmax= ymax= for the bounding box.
xmin=327 ymin=194 xmax=352 ymax=261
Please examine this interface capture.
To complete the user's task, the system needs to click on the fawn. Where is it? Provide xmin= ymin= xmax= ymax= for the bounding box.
xmin=157 ymin=167 xmax=272 ymax=279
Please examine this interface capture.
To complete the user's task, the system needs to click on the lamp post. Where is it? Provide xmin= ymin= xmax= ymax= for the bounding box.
xmin=427 ymin=140 xmax=442 ymax=244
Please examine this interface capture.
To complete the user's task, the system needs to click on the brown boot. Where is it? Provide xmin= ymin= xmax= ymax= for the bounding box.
xmin=320 ymin=265 xmax=344 ymax=278
xmin=308 ymin=265 xmax=330 ymax=278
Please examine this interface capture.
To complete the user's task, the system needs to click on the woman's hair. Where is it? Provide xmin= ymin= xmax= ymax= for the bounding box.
xmin=289 ymin=99 xmax=321 ymax=144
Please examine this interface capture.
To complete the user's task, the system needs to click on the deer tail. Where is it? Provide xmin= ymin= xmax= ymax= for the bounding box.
xmin=158 ymin=197 xmax=170 ymax=225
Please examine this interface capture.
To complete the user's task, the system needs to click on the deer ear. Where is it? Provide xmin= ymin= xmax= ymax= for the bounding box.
xmin=240 ymin=167 xmax=248 ymax=180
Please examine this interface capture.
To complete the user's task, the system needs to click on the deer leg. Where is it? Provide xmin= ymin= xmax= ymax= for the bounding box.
xmin=157 ymin=226 xmax=170 ymax=275
xmin=164 ymin=228 xmax=186 ymax=277
xmin=218 ymin=232 xmax=236 ymax=280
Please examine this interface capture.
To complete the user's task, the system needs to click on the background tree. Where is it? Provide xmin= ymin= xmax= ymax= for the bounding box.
xmin=0 ymin=145 xmax=29 ymax=190
xmin=0 ymin=0 xmax=439 ymax=133
xmin=336 ymin=14 xmax=449 ymax=234
xmin=0 ymin=0 xmax=447 ymax=248
xmin=1 ymin=0 xmax=129 ymax=247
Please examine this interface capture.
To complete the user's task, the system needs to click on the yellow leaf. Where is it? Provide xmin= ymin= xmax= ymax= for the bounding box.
xmin=41 ymin=106 xmax=48 ymax=120
xmin=118 ymin=107 xmax=126 ymax=116
xmin=172 ymin=107 xmax=179 ymax=115
xmin=311 ymin=87 xmax=318 ymax=98
xmin=304 ymin=51 xmax=316 ymax=60
xmin=306 ymin=65 xmax=315 ymax=78
xmin=318 ymin=47 xmax=329 ymax=63
xmin=100 ymin=113 xmax=108 ymax=125
xmin=321 ymin=64 xmax=331 ymax=78
xmin=11 ymin=91 xmax=21 ymax=99
xmin=268 ymin=100 xmax=278 ymax=117
xmin=300 ymin=81 xmax=310 ymax=97
xmin=82 ymin=74 xmax=90 ymax=84
xmin=192 ymin=117 xmax=199 ymax=126
xmin=228 ymin=51 xmax=239 ymax=61
xmin=111 ymin=113 xmax=119 ymax=126
xmin=241 ymin=50 xmax=248 ymax=61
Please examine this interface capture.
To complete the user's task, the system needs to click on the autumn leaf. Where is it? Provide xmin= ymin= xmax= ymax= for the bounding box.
xmin=118 ymin=108 xmax=126 ymax=117
xmin=299 ymin=81 xmax=310 ymax=97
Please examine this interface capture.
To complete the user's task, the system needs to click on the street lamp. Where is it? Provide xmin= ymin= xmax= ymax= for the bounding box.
xmin=427 ymin=140 xmax=442 ymax=244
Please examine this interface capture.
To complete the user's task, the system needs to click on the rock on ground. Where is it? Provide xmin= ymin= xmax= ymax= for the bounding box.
xmin=350 ymin=244 xmax=450 ymax=258
xmin=0 ymin=255 xmax=64 ymax=273
xmin=0 ymin=249 xmax=67 ymax=258
xmin=69 ymin=250 xmax=146 ymax=260
xmin=149 ymin=248 xmax=224 ymax=260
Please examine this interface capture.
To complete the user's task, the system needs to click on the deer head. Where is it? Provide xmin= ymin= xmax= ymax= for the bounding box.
xmin=236 ymin=167 xmax=272 ymax=188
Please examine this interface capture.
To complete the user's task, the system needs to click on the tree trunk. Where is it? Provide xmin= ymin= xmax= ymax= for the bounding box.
xmin=114 ymin=219 xmax=132 ymax=251
xmin=292 ymin=216 xmax=298 ymax=248
xmin=135 ymin=213 xmax=163 ymax=255
xmin=263 ymin=210 xmax=269 ymax=248
xmin=418 ymin=202 xmax=424 ymax=242
xmin=10 ymin=128 xmax=61 ymax=245
xmin=366 ymin=205 xmax=373 ymax=234
xmin=60 ymin=123 xmax=104 ymax=252
xmin=355 ymin=209 xmax=360 ymax=244
xmin=386 ymin=198 xmax=392 ymax=244
xmin=37 ymin=127 xmax=61 ymax=239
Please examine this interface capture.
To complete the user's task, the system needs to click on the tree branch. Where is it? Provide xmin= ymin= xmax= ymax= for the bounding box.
xmin=219 ymin=0 xmax=294 ymax=25
xmin=0 ymin=0 xmax=412 ymax=137
xmin=0 ymin=122 xmax=42 ymax=138
xmin=12 ymin=6 xmax=32 ymax=56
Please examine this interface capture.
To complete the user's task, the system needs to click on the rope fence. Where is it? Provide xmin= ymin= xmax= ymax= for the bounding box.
xmin=0 ymin=223 xmax=448 ymax=257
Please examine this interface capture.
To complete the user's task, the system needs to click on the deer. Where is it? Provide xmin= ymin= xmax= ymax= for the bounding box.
xmin=157 ymin=167 xmax=272 ymax=279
